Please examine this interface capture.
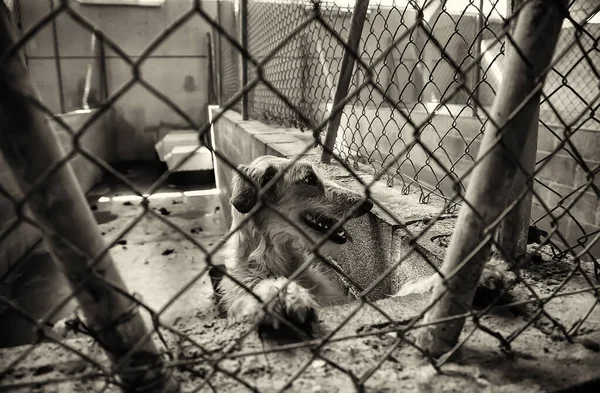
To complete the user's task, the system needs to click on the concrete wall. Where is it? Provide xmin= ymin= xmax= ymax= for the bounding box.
xmin=0 ymin=109 xmax=114 ymax=302
xmin=19 ymin=0 xmax=220 ymax=161
xmin=328 ymin=103 xmax=600 ymax=257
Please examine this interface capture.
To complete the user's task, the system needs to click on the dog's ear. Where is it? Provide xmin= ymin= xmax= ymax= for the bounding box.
xmin=230 ymin=164 xmax=278 ymax=214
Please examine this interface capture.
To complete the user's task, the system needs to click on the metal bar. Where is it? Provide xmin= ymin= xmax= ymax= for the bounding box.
xmin=207 ymin=32 xmax=218 ymax=106
xmin=472 ymin=0 xmax=484 ymax=115
xmin=494 ymin=0 xmax=541 ymax=264
xmin=321 ymin=0 xmax=370 ymax=163
xmin=99 ymin=38 xmax=109 ymax=102
xmin=215 ymin=0 xmax=223 ymax=106
xmin=315 ymin=36 xmax=335 ymax=101
xmin=412 ymin=0 xmax=445 ymax=105
xmin=0 ymin=11 xmax=178 ymax=393
xmin=416 ymin=0 xmax=567 ymax=358
xmin=82 ymin=32 xmax=96 ymax=110
xmin=495 ymin=105 xmax=540 ymax=262
xmin=49 ymin=0 xmax=65 ymax=113
xmin=240 ymin=0 xmax=249 ymax=120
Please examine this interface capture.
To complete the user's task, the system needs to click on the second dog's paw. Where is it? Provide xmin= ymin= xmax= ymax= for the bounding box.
xmin=251 ymin=278 xmax=318 ymax=339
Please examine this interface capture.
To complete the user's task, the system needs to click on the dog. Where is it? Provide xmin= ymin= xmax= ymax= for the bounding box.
xmin=217 ymin=155 xmax=373 ymax=337
xmin=217 ymin=155 xmax=512 ymax=337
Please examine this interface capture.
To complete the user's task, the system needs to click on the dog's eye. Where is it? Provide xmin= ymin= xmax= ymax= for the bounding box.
xmin=303 ymin=174 xmax=319 ymax=186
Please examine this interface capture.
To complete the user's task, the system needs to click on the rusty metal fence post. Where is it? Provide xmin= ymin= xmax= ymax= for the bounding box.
xmin=0 ymin=10 xmax=178 ymax=393
xmin=321 ymin=0 xmax=370 ymax=163
xmin=417 ymin=0 xmax=568 ymax=358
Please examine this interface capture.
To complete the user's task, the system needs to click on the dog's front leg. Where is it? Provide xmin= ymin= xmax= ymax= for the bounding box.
xmin=246 ymin=277 xmax=319 ymax=333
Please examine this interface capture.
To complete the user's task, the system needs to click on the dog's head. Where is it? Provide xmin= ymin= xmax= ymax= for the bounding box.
xmin=229 ymin=155 xmax=372 ymax=254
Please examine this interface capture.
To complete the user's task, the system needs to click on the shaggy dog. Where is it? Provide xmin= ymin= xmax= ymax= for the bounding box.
xmin=217 ymin=155 xmax=511 ymax=338
xmin=217 ymin=155 xmax=372 ymax=336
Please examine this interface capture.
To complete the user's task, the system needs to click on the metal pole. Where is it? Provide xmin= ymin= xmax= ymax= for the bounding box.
xmin=495 ymin=106 xmax=539 ymax=261
xmin=412 ymin=0 xmax=445 ymax=106
xmin=472 ymin=0 xmax=484 ymax=116
xmin=416 ymin=0 xmax=567 ymax=358
xmin=494 ymin=0 xmax=540 ymax=264
xmin=321 ymin=0 xmax=370 ymax=163
xmin=99 ymin=39 xmax=109 ymax=102
xmin=240 ymin=0 xmax=249 ymax=120
xmin=207 ymin=32 xmax=218 ymax=106
xmin=49 ymin=0 xmax=65 ymax=113
xmin=0 ymin=11 xmax=178 ymax=393
xmin=215 ymin=0 xmax=223 ymax=106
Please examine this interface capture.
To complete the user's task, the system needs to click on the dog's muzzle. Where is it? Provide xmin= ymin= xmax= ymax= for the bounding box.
xmin=301 ymin=199 xmax=373 ymax=245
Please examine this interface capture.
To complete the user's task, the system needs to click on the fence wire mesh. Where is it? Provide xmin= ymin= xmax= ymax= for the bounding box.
xmin=0 ymin=0 xmax=599 ymax=392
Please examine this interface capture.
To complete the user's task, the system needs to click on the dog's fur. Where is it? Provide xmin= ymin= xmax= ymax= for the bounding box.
xmin=217 ymin=156 xmax=373 ymax=333
xmin=218 ymin=156 xmax=512 ymax=336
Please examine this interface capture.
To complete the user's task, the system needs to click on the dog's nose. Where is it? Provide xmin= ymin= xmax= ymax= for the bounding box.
xmin=353 ymin=199 xmax=373 ymax=217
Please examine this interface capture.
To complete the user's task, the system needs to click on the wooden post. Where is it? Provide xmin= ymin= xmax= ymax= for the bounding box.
xmin=321 ymin=0 xmax=370 ymax=163
xmin=416 ymin=0 xmax=567 ymax=358
xmin=0 ymin=10 xmax=178 ymax=393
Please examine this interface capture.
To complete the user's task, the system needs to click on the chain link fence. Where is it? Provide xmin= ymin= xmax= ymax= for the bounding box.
xmin=0 ymin=0 xmax=599 ymax=392
xmin=237 ymin=0 xmax=600 ymax=278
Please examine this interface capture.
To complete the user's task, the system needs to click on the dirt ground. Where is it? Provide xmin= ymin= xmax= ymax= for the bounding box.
xmin=1 ymin=162 xmax=599 ymax=392
xmin=0 ymin=161 xmax=227 ymax=347
xmin=1 ymin=243 xmax=600 ymax=392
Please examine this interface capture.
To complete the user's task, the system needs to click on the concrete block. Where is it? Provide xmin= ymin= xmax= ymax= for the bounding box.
xmin=530 ymin=200 xmax=570 ymax=233
xmin=255 ymin=132 xmax=297 ymax=146
xmin=574 ymin=161 xmax=600 ymax=190
xmin=155 ymin=131 xmax=200 ymax=161
xmin=536 ymin=152 xmax=577 ymax=187
xmin=566 ymin=220 xmax=600 ymax=259
xmin=164 ymin=146 xmax=214 ymax=172
xmin=266 ymin=141 xmax=320 ymax=158
xmin=540 ymin=183 xmax=598 ymax=227
xmin=569 ymin=129 xmax=600 ymax=163
xmin=537 ymin=123 xmax=560 ymax=153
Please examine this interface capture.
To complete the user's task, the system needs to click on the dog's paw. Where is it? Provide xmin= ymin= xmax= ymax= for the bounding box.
xmin=52 ymin=311 xmax=85 ymax=339
xmin=474 ymin=257 xmax=515 ymax=308
xmin=250 ymin=278 xmax=318 ymax=338
xmin=479 ymin=263 xmax=508 ymax=291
